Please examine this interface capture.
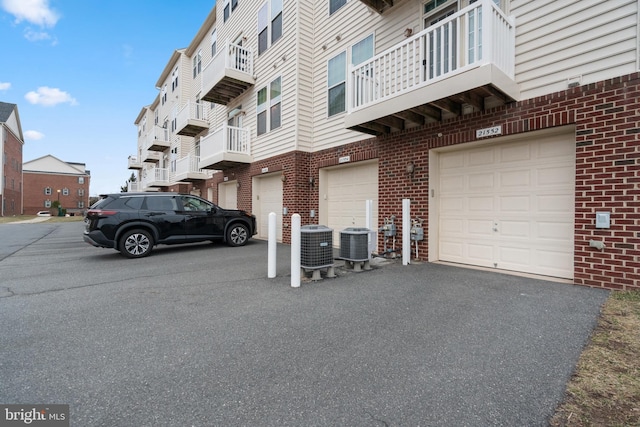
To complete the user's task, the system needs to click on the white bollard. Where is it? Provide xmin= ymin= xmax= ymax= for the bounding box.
xmin=402 ymin=198 xmax=411 ymax=266
xmin=267 ymin=212 xmax=277 ymax=278
xmin=365 ymin=199 xmax=374 ymax=258
xmin=291 ymin=214 xmax=301 ymax=288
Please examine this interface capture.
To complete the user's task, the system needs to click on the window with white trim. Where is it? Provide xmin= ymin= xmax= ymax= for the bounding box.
xmin=44 ymin=200 xmax=51 ymax=208
xmin=171 ymin=66 xmax=179 ymax=91
xmin=193 ymin=50 xmax=202 ymax=78
xmin=78 ymin=176 xmax=84 ymax=184
xmin=327 ymin=52 xmax=346 ymax=117
xmin=258 ymin=0 xmax=283 ymax=56
xmin=330 ymin=0 xmax=347 ymax=15
xmin=211 ymin=29 xmax=217 ymax=57
xmin=44 ymin=187 xmax=52 ymax=195
xmin=257 ymin=76 xmax=282 ymax=136
xmin=161 ymin=85 xmax=167 ymax=105
xmin=78 ymin=188 xmax=85 ymax=196
xmin=62 ymin=188 xmax=69 ymax=196
xmin=78 ymin=201 xmax=85 ymax=209
xmin=223 ymin=0 xmax=238 ymax=22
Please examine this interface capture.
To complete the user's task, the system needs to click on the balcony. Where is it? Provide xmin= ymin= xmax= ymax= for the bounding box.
xmin=201 ymin=42 xmax=255 ymax=105
xmin=142 ymin=167 xmax=169 ymax=188
xmin=345 ymin=0 xmax=519 ymax=135
xmin=127 ymin=181 xmax=141 ymax=192
xmin=199 ymin=124 xmax=251 ymax=170
xmin=175 ymin=154 xmax=210 ymax=182
xmin=176 ymin=101 xmax=209 ymax=137
xmin=128 ymin=155 xmax=142 ymax=169
xmin=145 ymin=126 xmax=171 ymax=151
xmin=141 ymin=150 xmax=162 ymax=163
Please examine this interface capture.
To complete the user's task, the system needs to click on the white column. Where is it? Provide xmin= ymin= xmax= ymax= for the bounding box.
xmin=291 ymin=214 xmax=301 ymax=288
xmin=402 ymin=199 xmax=411 ymax=266
xmin=267 ymin=212 xmax=277 ymax=278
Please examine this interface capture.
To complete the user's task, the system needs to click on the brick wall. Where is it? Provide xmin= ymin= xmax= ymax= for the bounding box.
xmin=191 ymin=73 xmax=638 ymax=290
xmin=23 ymin=172 xmax=91 ymax=215
xmin=2 ymin=128 xmax=23 ymax=216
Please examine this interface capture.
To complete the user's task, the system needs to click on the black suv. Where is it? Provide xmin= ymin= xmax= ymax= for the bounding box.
xmin=83 ymin=193 xmax=257 ymax=258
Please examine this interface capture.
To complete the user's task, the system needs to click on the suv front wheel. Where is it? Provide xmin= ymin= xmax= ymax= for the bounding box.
xmin=119 ymin=229 xmax=154 ymax=258
xmin=226 ymin=223 xmax=249 ymax=247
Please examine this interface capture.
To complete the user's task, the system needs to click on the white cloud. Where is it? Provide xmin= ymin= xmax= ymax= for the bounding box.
xmin=0 ymin=82 xmax=10 ymax=91
xmin=24 ymin=28 xmax=54 ymax=42
xmin=25 ymin=86 xmax=78 ymax=107
xmin=24 ymin=130 xmax=44 ymax=140
xmin=1 ymin=0 xmax=60 ymax=27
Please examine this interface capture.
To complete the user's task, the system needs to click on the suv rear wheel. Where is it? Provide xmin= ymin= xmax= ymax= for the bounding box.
xmin=119 ymin=229 xmax=153 ymax=258
xmin=227 ymin=223 xmax=249 ymax=247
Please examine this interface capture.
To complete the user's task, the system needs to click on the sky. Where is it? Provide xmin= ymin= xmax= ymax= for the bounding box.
xmin=0 ymin=0 xmax=215 ymax=196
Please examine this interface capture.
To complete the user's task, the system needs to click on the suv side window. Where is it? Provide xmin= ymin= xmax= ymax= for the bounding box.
xmin=103 ymin=196 xmax=144 ymax=210
xmin=181 ymin=195 xmax=212 ymax=212
xmin=144 ymin=196 xmax=178 ymax=211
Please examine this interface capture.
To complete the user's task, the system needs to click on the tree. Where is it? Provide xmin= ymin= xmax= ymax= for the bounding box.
xmin=121 ymin=172 xmax=137 ymax=192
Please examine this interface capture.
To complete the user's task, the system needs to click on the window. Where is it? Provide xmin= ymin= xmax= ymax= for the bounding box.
xmin=161 ymin=85 xmax=167 ymax=105
xmin=258 ymin=0 xmax=283 ymax=55
xmin=44 ymin=187 xmax=52 ymax=195
xmin=170 ymin=147 xmax=178 ymax=172
xmin=78 ymin=176 xmax=84 ymax=184
xmin=257 ymin=77 xmax=282 ymax=136
xmin=62 ymin=188 xmax=69 ymax=196
xmin=78 ymin=201 xmax=85 ymax=209
xmin=78 ymin=188 xmax=85 ymax=196
xmin=171 ymin=67 xmax=179 ymax=91
xmin=327 ymin=52 xmax=346 ymax=116
xmin=330 ymin=0 xmax=347 ymax=15
xmin=44 ymin=200 xmax=52 ymax=208
xmin=211 ymin=29 xmax=217 ymax=57
xmin=352 ymin=34 xmax=374 ymax=66
xmin=154 ymin=110 xmax=159 ymax=126
xmin=223 ymin=0 xmax=238 ymax=22
xmin=193 ymin=50 xmax=202 ymax=78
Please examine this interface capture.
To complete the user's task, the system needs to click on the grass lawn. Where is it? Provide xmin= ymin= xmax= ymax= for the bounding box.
xmin=551 ymin=290 xmax=640 ymax=426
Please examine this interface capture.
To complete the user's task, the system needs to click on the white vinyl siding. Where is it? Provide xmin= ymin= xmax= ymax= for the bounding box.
xmin=513 ymin=0 xmax=638 ymax=99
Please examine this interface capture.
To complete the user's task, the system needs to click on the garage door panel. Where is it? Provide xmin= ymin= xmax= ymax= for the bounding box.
xmin=324 ymin=162 xmax=378 ymax=245
xmin=469 ymin=173 xmax=494 ymax=190
xmin=500 ymin=220 xmax=530 ymax=238
xmin=499 ymin=195 xmax=530 ymax=213
xmin=255 ymin=175 xmax=283 ymax=241
xmin=469 ymin=197 xmax=494 ymax=212
xmin=500 ymin=143 xmax=531 ymax=163
xmin=438 ymin=133 xmax=575 ymax=279
xmin=468 ymin=148 xmax=495 ymax=166
xmin=499 ymin=169 xmax=530 ymax=188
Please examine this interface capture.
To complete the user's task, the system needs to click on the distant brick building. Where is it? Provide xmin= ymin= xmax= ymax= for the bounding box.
xmin=23 ymin=155 xmax=91 ymax=216
xmin=0 ymin=102 xmax=24 ymax=216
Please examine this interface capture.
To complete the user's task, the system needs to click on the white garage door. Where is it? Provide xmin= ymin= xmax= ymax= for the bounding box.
xmin=321 ymin=161 xmax=378 ymax=245
xmin=253 ymin=174 xmax=283 ymax=241
xmin=218 ymin=181 xmax=238 ymax=209
xmin=437 ymin=133 xmax=575 ymax=279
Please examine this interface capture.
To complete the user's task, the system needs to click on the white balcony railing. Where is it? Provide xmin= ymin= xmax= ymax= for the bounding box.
xmin=175 ymin=154 xmax=209 ymax=179
xmin=201 ymin=41 xmax=254 ymax=104
xmin=127 ymin=181 xmax=141 ymax=192
xmin=142 ymin=167 xmax=169 ymax=188
xmin=176 ymin=101 xmax=209 ymax=134
xmin=204 ymin=41 xmax=253 ymax=81
xmin=199 ymin=124 xmax=251 ymax=168
xmin=145 ymin=126 xmax=171 ymax=150
xmin=128 ymin=155 xmax=141 ymax=169
xmin=348 ymin=0 xmax=515 ymax=111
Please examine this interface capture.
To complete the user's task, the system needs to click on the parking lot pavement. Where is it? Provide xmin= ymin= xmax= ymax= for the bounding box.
xmin=0 ymin=222 xmax=609 ymax=426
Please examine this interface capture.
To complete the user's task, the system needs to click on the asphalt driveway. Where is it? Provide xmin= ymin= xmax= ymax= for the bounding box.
xmin=0 ymin=222 xmax=609 ymax=426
